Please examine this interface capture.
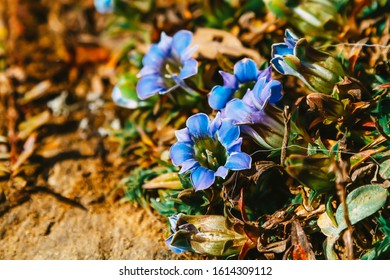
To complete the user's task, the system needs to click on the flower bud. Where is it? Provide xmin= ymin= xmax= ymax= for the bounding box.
xmin=271 ymin=30 xmax=346 ymax=94
xmin=166 ymin=214 xmax=247 ymax=256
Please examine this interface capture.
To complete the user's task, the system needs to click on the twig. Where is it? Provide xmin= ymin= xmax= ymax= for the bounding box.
xmin=7 ymin=90 xmax=18 ymax=166
xmin=333 ymin=160 xmax=354 ymax=259
xmin=281 ymin=105 xmax=291 ymax=166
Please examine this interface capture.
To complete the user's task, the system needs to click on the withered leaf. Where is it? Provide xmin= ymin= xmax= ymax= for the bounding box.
xmin=17 ymin=110 xmax=51 ymax=140
xmin=11 ymin=133 xmax=37 ymax=175
xmin=290 ymin=220 xmax=316 ymax=260
xmin=193 ymin=28 xmax=263 ymax=65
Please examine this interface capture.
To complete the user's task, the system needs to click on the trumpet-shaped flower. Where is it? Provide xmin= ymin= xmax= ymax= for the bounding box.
xmin=166 ymin=214 xmax=247 ymax=256
xmin=170 ymin=113 xmax=251 ymax=191
xmin=208 ymin=59 xmax=272 ymax=110
xmin=271 ymin=29 xmax=345 ymax=94
xmin=136 ymin=30 xmax=198 ymax=100
xmin=224 ymin=77 xmax=285 ymax=149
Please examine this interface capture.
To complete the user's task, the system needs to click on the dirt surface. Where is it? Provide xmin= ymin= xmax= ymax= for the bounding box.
xmin=0 ymin=132 xmax=185 ymax=259
xmin=0 ymin=0 xmax=191 ymax=260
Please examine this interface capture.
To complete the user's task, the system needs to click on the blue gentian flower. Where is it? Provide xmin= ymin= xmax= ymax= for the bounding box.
xmin=208 ymin=58 xmax=272 ymax=110
xmin=136 ymin=30 xmax=198 ymax=100
xmin=170 ymin=113 xmax=252 ymax=191
xmin=270 ymin=29 xmax=299 ymax=77
xmin=165 ymin=214 xmax=195 ymax=254
xmin=271 ymin=29 xmax=298 ymax=59
xmin=224 ymin=77 xmax=285 ymax=149
xmin=165 ymin=214 xmax=247 ymax=256
xmin=271 ymin=29 xmax=345 ymax=94
xmin=94 ymin=0 xmax=114 ymax=14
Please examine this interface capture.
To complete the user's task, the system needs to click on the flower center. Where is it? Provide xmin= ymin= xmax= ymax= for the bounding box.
xmin=163 ymin=58 xmax=181 ymax=77
xmin=193 ymin=137 xmax=227 ymax=171
xmin=234 ymin=81 xmax=256 ymax=99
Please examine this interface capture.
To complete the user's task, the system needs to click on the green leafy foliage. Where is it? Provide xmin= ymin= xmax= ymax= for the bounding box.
xmin=104 ymin=0 xmax=390 ymax=260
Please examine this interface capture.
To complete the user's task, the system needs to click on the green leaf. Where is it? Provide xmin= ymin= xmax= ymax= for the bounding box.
xmin=324 ymin=236 xmax=339 ymax=260
xmin=335 ymin=185 xmax=388 ymax=232
xmin=317 ymin=211 xmax=339 ymax=237
xmin=379 ymin=159 xmax=390 ymax=180
xmin=113 ymin=74 xmax=158 ymax=109
xmin=361 ymin=235 xmax=390 ymax=260
xmin=361 ymin=215 xmax=390 ymax=260
xmin=319 ymin=185 xmax=388 ymax=259
xmin=143 ymin=172 xmax=182 ymax=190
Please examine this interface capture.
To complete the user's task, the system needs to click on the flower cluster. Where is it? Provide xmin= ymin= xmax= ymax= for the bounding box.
xmin=166 ymin=32 xmax=289 ymax=192
xmin=119 ymin=27 xmax=372 ymax=258
xmin=107 ymin=0 xmax=390 ymax=260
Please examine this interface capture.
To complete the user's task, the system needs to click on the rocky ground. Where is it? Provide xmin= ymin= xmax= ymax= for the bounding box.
xmin=0 ymin=0 xmax=192 ymax=260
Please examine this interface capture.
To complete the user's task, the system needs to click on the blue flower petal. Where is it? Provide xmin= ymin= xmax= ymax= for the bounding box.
xmin=186 ymin=113 xmax=210 ymax=138
xmin=225 ymin=152 xmax=252 ymax=171
xmin=271 ymin=43 xmax=293 ymax=58
xmin=138 ymin=65 xmax=160 ymax=77
xmin=94 ymin=0 xmax=113 ymax=13
xmin=234 ymin=58 xmax=259 ymax=83
xmin=209 ymin=112 xmax=222 ymax=137
xmin=217 ymin=119 xmax=240 ymax=148
xmin=267 ymin=80 xmax=283 ymax=104
xmin=180 ymin=45 xmax=198 ymax=61
xmin=142 ymin=45 xmax=165 ymax=67
xmin=208 ymin=86 xmax=236 ymax=110
xmin=252 ymin=78 xmax=283 ymax=109
xmin=258 ymin=66 xmax=272 ymax=81
xmin=170 ymin=142 xmax=194 ymax=166
xmin=136 ymin=75 xmax=166 ymax=100
xmin=157 ymin=32 xmax=173 ymax=56
xmin=250 ymin=78 xmax=267 ymax=108
xmin=215 ymin=166 xmax=229 ymax=179
xmin=191 ymin=166 xmax=215 ymax=191
xmin=226 ymin=137 xmax=242 ymax=153
xmin=168 ymin=214 xmax=179 ymax=230
xmin=179 ymin=159 xmax=199 ymax=174
xmin=172 ymin=30 xmax=193 ymax=60
xmin=179 ymin=58 xmax=198 ymax=79
xmin=225 ymin=98 xmax=254 ymax=124
xmin=175 ymin=128 xmax=192 ymax=143
xmin=285 ymin=29 xmax=298 ymax=48
xmin=220 ymin=71 xmax=238 ymax=89
xmin=241 ymin=88 xmax=256 ymax=106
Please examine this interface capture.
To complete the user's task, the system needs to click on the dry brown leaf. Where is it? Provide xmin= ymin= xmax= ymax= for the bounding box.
xmin=17 ymin=110 xmax=51 ymax=140
xmin=19 ymin=80 xmax=52 ymax=105
xmin=193 ymin=28 xmax=264 ymax=65
xmin=75 ymin=46 xmax=110 ymax=65
xmin=11 ymin=132 xmax=37 ymax=174
xmin=290 ymin=220 xmax=316 ymax=260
